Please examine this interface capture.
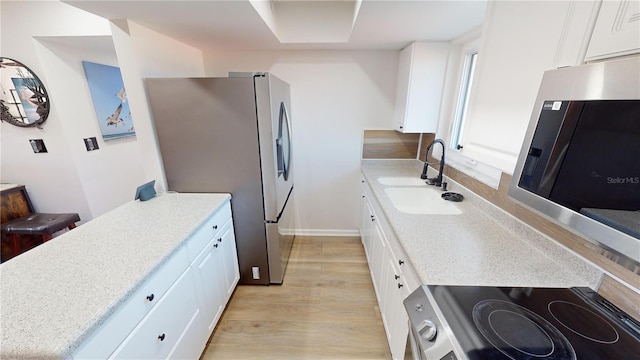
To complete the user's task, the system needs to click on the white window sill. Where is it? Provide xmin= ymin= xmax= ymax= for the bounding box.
xmin=445 ymin=150 xmax=503 ymax=189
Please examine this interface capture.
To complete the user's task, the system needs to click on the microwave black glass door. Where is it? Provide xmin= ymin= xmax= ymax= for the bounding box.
xmin=519 ymin=100 xmax=640 ymax=213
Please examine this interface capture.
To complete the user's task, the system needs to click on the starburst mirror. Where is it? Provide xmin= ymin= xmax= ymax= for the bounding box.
xmin=0 ymin=57 xmax=50 ymax=128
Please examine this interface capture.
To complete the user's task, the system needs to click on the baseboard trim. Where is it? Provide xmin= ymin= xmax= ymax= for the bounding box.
xmin=294 ymin=229 xmax=361 ymax=237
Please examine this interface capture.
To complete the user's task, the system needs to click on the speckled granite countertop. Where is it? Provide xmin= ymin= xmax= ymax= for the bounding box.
xmin=0 ymin=192 xmax=230 ymax=359
xmin=361 ymin=160 xmax=603 ymax=289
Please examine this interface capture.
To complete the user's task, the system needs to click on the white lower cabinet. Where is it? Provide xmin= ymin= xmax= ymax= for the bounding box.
xmin=110 ymin=267 xmax=200 ymax=359
xmin=380 ymin=253 xmax=410 ymax=359
xmin=219 ymin=223 xmax=240 ymax=300
xmin=192 ymin=219 xmax=239 ymax=335
xmin=360 ymin=187 xmax=387 ymax=299
xmin=360 ymin=180 xmax=421 ymax=360
xmin=360 ymin=189 xmax=373 ymax=262
xmin=72 ymin=200 xmax=238 ymax=360
xmin=192 ymin=233 xmax=226 ymax=335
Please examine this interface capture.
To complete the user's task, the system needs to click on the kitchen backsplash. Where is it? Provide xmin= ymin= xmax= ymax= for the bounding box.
xmin=361 ymin=130 xmax=436 ymax=160
xmin=361 ymin=130 xmax=423 ymax=159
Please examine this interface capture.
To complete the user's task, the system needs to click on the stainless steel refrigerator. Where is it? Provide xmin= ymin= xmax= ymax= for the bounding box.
xmin=145 ymin=73 xmax=295 ymax=285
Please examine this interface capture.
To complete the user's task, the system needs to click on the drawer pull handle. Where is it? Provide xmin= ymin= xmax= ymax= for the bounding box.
xmin=214 ymin=243 xmax=219 ymax=248
xmin=217 ymin=237 xmax=222 ymax=243
xmin=398 ymin=260 xmax=404 ymax=266
xmin=394 ymin=274 xmax=400 ymax=280
xmin=146 ymin=294 xmax=155 ymax=302
xmin=158 ymin=333 xmax=165 ymax=342
xmin=398 ymin=283 xmax=404 ymax=289
xmin=213 ymin=225 xmax=218 ymax=230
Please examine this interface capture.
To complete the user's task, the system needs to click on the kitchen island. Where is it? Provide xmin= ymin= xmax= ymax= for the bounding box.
xmin=0 ymin=192 xmax=235 ymax=359
xmin=361 ymin=159 xmax=602 ymax=288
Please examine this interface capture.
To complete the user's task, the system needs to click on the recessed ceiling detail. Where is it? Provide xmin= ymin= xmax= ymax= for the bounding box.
xmin=61 ymin=0 xmax=486 ymax=51
xmin=250 ymin=0 xmax=362 ymax=44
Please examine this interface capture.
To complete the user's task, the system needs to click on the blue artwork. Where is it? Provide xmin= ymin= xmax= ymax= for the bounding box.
xmin=82 ymin=61 xmax=135 ymax=141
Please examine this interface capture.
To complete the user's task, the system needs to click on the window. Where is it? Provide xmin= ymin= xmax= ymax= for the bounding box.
xmin=450 ymin=45 xmax=479 ymax=151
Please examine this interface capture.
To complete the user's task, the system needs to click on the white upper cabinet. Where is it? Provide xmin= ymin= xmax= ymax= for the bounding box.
xmin=586 ymin=0 xmax=640 ymax=61
xmin=393 ymin=42 xmax=449 ymax=133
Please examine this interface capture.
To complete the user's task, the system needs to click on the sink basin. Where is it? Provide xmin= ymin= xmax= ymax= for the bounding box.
xmin=377 ymin=177 xmax=427 ymax=186
xmin=384 ymin=187 xmax=463 ymax=215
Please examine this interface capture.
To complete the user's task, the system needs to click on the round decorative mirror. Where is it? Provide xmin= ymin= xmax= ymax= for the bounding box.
xmin=0 ymin=57 xmax=50 ymax=128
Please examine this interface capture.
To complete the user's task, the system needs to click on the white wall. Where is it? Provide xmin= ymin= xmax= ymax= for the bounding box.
xmin=204 ymin=50 xmax=397 ymax=234
xmin=0 ymin=1 xmax=112 ymax=222
xmin=33 ymin=36 xmax=146 ymax=217
xmin=111 ymin=21 xmax=206 ymax=192
xmin=457 ymin=1 xmax=575 ymax=174
xmin=1 ymin=1 xmax=206 ymax=224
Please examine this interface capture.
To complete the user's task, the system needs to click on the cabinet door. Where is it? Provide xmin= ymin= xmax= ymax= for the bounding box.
xmin=192 ymin=237 xmax=226 ymax=334
xmin=360 ymin=195 xmax=375 ymax=261
xmin=586 ymin=0 xmax=640 ymax=61
xmin=110 ymin=267 xmax=200 ymax=360
xmin=218 ymin=223 xmax=240 ymax=302
xmin=380 ymin=252 xmax=411 ymax=360
xmin=379 ymin=252 xmax=397 ymax=340
xmin=389 ymin=274 xmax=411 ymax=360
xmin=393 ymin=42 xmax=449 ymax=133
xmin=369 ymin=221 xmax=387 ymax=299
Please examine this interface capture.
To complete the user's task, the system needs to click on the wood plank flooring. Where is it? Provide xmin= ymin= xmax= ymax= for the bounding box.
xmin=200 ymin=236 xmax=391 ymax=359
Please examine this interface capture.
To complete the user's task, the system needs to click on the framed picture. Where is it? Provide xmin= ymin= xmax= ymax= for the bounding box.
xmin=82 ymin=61 xmax=135 ymax=141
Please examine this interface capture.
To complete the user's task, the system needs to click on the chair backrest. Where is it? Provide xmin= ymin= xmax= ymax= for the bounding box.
xmin=1 ymin=185 xmax=35 ymax=223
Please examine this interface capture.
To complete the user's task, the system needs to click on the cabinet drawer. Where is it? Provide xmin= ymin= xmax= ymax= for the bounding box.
xmin=73 ymin=246 xmax=189 ymax=359
xmin=385 ymin=231 xmax=420 ymax=292
xmin=186 ymin=201 xmax=232 ymax=262
xmin=110 ymin=266 xmax=199 ymax=359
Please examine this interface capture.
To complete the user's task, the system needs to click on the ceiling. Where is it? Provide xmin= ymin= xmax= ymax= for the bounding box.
xmin=62 ymin=0 xmax=487 ymax=52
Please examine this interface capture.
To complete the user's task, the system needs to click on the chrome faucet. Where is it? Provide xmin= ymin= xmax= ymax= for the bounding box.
xmin=420 ymin=139 xmax=446 ymax=187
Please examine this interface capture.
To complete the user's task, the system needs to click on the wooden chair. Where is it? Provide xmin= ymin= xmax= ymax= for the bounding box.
xmin=1 ymin=184 xmax=80 ymax=260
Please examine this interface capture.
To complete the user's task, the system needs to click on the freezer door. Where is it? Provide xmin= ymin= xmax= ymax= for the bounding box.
xmin=266 ymin=186 xmax=295 ymax=284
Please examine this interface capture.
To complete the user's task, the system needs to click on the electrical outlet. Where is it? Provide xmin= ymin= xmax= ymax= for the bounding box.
xmin=252 ymin=266 xmax=260 ymax=280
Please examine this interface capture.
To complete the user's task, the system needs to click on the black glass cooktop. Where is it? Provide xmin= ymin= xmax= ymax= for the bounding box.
xmin=429 ymin=286 xmax=640 ymax=360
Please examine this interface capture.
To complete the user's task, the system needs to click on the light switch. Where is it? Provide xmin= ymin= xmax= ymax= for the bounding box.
xmin=29 ymin=139 xmax=47 ymax=153
xmin=84 ymin=137 xmax=99 ymax=151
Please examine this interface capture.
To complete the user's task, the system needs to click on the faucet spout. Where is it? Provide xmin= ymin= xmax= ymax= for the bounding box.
xmin=420 ymin=139 xmax=446 ymax=187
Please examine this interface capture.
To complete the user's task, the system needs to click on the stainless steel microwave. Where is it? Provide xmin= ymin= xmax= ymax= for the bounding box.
xmin=509 ymin=57 xmax=640 ymax=267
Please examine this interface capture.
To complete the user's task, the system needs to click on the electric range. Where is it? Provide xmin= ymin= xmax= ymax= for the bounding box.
xmin=404 ymin=285 xmax=640 ymax=360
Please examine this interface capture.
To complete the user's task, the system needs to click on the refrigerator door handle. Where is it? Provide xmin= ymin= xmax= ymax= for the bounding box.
xmin=265 ymin=186 xmax=293 ymax=224
xmin=276 ymin=102 xmax=292 ymax=180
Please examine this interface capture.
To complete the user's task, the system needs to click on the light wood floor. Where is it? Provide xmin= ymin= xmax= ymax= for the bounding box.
xmin=200 ymin=236 xmax=391 ymax=359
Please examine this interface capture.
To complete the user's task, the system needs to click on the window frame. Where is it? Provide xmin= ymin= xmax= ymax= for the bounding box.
xmin=450 ymin=38 xmax=480 ymax=152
